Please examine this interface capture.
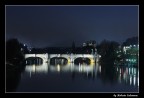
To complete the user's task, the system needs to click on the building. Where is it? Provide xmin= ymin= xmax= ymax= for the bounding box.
xmin=83 ymin=40 xmax=96 ymax=47
xmin=122 ymin=44 xmax=139 ymax=64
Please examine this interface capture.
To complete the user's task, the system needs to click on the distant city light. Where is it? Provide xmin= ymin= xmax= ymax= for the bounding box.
xmin=133 ymin=45 xmax=136 ymax=47
xmin=24 ymin=44 xmax=26 ymax=46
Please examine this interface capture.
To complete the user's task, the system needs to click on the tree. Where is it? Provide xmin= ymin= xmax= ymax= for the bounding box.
xmin=122 ymin=36 xmax=138 ymax=46
xmin=97 ymin=40 xmax=110 ymax=57
xmin=6 ymin=38 xmax=24 ymax=64
xmin=97 ymin=40 xmax=120 ymax=64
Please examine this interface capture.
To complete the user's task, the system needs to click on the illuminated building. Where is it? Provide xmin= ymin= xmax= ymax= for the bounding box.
xmin=83 ymin=40 xmax=96 ymax=47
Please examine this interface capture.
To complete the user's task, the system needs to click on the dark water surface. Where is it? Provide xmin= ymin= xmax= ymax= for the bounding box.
xmin=7 ymin=62 xmax=139 ymax=92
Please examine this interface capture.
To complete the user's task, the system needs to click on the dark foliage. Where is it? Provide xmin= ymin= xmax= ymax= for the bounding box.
xmin=122 ymin=36 xmax=138 ymax=46
xmin=6 ymin=38 xmax=24 ymax=64
xmin=97 ymin=40 xmax=119 ymax=64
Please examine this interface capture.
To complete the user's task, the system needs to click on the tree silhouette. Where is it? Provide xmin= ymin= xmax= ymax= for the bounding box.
xmin=97 ymin=40 xmax=119 ymax=65
xmin=6 ymin=38 xmax=26 ymax=92
xmin=122 ymin=36 xmax=138 ymax=46
xmin=6 ymin=38 xmax=24 ymax=64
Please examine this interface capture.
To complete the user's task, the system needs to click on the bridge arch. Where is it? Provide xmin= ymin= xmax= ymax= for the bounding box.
xmin=25 ymin=57 xmax=43 ymax=65
xmin=49 ymin=54 xmax=71 ymax=64
xmin=50 ymin=57 xmax=68 ymax=65
xmin=74 ymin=57 xmax=91 ymax=65
xmin=25 ymin=54 xmax=48 ymax=64
xmin=73 ymin=54 xmax=95 ymax=64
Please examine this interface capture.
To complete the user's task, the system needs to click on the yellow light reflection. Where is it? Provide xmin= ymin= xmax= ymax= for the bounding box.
xmin=32 ymin=64 xmax=36 ymax=72
xmin=68 ymin=58 xmax=71 ymax=64
xmin=90 ymin=58 xmax=95 ymax=65
xmin=57 ymin=64 xmax=60 ymax=72
xmin=78 ymin=65 xmax=82 ymax=72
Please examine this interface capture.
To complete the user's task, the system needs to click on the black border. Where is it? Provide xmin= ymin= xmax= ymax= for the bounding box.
xmin=2 ymin=0 xmax=142 ymax=97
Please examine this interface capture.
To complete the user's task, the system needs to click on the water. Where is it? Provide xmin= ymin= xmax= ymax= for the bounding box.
xmin=7 ymin=62 xmax=139 ymax=92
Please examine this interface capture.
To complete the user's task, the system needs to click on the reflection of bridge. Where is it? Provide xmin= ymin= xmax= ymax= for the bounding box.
xmin=25 ymin=53 xmax=101 ymax=64
xmin=25 ymin=62 xmax=101 ymax=76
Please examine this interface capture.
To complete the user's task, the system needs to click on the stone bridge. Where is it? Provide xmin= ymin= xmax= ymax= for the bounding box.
xmin=25 ymin=53 xmax=101 ymax=64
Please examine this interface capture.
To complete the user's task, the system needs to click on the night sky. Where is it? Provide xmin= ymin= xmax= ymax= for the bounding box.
xmin=6 ymin=5 xmax=138 ymax=48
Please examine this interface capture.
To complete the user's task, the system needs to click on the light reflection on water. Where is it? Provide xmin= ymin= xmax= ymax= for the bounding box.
xmin=24 ymin=62 xmax=139 ymax=88
xmin=25 ymin=63 xmax=98 ymax=76
xmin=11 ymin=59 xmax=139 ymax=92
xmin=115 ymin=66 xmax=139 ymax=87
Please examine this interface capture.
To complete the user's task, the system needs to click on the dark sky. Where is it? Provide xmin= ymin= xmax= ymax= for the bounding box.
xmin=6 ymin=5 xmax=138 ymax=48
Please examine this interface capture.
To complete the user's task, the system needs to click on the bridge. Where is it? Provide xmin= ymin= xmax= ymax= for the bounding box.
xmin=25 ymin=53 xmax=101 ymax=64
xmin=25 ymin=53 xmax=48 ymax=63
